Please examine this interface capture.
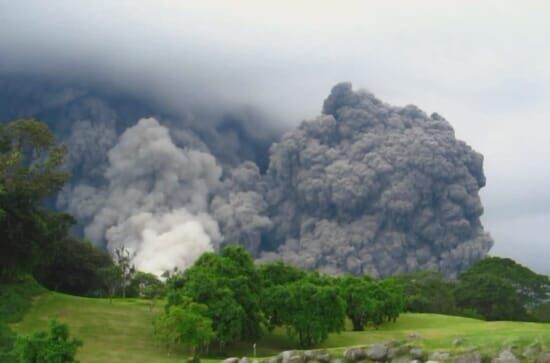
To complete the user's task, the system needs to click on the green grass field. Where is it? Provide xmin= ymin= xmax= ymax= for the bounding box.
xmin=10 ymin=291 xmax=550 ymax=363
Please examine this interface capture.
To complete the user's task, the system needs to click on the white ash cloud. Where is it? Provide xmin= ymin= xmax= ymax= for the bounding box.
xmin=61 ymin=118 xmax=222 ymax=275
xmin=256 ymin=83 xmax=493 ymax=277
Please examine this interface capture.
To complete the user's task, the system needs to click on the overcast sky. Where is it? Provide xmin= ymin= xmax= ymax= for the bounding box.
xmin=1 ymin=0 xmax=549 ymax=273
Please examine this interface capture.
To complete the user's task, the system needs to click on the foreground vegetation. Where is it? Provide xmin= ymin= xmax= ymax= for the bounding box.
xmin=10 ymin=291 xmax=550 ymax=363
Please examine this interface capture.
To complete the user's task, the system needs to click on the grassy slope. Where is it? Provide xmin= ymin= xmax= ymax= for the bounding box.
xmin=11 ymin=291 xmax=550 ymax=363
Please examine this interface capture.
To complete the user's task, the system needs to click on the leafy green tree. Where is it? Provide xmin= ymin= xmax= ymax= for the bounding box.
xmin=455 ymin=257 xmax=550 ymax=321
xmin=127 ymin=272 xmax=165 ymax=310
xmin=33 ymin=238 xmax=113 ymax=296
xmin=0 ymin=119 xmax=69 ymax=280
xmin=454 ymin=273 xmax=527 ymax=321
xmin=15 ymin=320 xmax=82 ymax=363
xmin=378 ymin=277 xmax=405 ymax=323
xmin=114 ymin=247 xmax=135 ymax=298
xmin=98 ymin=265 xmax=123 ymax=303
xmin=530 ymin=302 xmax=550 ymax=323
xmin=271 ymin=280 xmax=345 ymax=347
xmin=339 ymin=276 xmax=378 ymax=331
xmin=173 ymin=246 xmax=262 ymax=346
xmin=155 ymin=297 xmax=214 ymax=357
xmin=460 ymin=257 xmax=550 ymax=307
xmin=395 ymin=270 xmax=457 ymax=314
xmin=261 ymin=284 xmax=291 ymax=331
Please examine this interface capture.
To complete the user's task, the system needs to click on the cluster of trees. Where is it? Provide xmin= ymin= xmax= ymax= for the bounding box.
xmin=155 ymin=245 xmax=404 ymax=355
xmin=396 ymin=257 xmax=550 ymax=322
xmin=0 ymin=118 xmax=165 ymax=301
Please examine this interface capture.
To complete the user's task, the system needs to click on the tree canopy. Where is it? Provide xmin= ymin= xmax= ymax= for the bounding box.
xmin=0 ymin=119 xmax=69 ymax=280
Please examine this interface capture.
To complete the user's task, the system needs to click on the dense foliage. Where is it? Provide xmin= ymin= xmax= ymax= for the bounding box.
xmin=397 ymin=257 xmax=550 ymax=322
xmin=15 ymin=320 xmax=82 ymax=363
xmin=161 ymin=246 xmax=404 ymax=350
xmin=154 ymin=297 xmax=214 ymax=355
xmin=0 ymin=119 xmax=69 ymax=281
xmin=34 ymin=238 xmax=113 ymax=296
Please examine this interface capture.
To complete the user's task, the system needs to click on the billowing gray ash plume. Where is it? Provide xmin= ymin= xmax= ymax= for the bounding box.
xmin=0 ymin=76 xmax=279 ymax=275
xmin=252 ymin=83 xmax=493 ymax=277
xmin=1 ymin=76 xmax=492 ymax=277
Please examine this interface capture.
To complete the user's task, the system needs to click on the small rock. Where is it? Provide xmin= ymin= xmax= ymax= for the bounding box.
xmin=366 ymin=344 xmax=388 ymax=361
xmin=344 ymin=347 xmax=367 ymax=361
xmin=314 ymin=352 xmax=331 ymax=363
xmin=280 ymin=351 xmax=304 ymax=363
xmin=265 ymin=357 xmax=279 ymax=363
xmin=453 ymin=351 xmax=482 ymax=363
xmin=330 ymin=358 xmax=343 ymax=363
xmin=430 ymin=351 xmax=450 ymax=361
xmin=222 ymin=358 xmax=239 ymax=363
xmin=388 ymin=346 xmax=410 ymax=359
xmin=426 ymin=361 xmax=441 ymax=363
xmin=537 ymin=351 xmax=550 ymax=363
xmin=523 ymin=344 xmax=542 ymax=359
xmin=492 ymin=350 xmax=520 ymax=363
xmin=410 ymin=348 xmax=423 ymax=359
xmin=390 ymin=356 xmax=412 ymax=363
xmin=304 ymin=351 xmax=316 ymax=361
xmin=239 ymin=358 xmax=249 ymax=363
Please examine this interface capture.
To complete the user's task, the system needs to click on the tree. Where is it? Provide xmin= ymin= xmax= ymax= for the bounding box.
xmin=460 ymin=257 xmax=550 ymax=307
xmin=0 ymin=119 xmax=69 ymax=280
xmin=454 ymin=273 xmax=527 ymax=321
xmin=33 ymin=238 xmax=114 ymax=296
xmin=455 ymin=257 xmax=550 ymax=321
xmin=270 ymin=280 xmax=345 ymax=347
xmin=378 ymin=278 xmax=404 ymax=323
xmin=339 ymin=276 xmax=378 ymax=331
xmin=395 ymin=270 xmax=457 ymax=314
xmin=155 ymin=297 xmax=214 ymax=358
xmin=173 ymin=246 xmax=262 ymax=346
xmin=127 ymin=272 xmax=165 ymax=310
xmin=98 ymin=265 xmax=123 ymax=303
xmin=114 ymin=247 xmax=135 ymax=298
xmin=15 ymin=320 xmax=82 ymax=363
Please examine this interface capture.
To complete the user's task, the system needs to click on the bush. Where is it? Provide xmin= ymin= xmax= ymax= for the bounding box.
xmin=15 ymin=320 xmax=82 ymax=363
xmin=0 ymin=322 xmax=17 ymax=363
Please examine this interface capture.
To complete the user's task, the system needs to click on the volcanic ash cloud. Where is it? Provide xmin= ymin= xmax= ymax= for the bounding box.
xmin=257 ymin=83 xmax=493 ymax=277
xmin=64 ymin=118 xmax=222 ymax=276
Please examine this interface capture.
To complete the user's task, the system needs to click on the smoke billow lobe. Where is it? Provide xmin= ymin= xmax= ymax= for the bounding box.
xmin=62 ymin=118 xmax=222 ymax=276
xmin=257 ymin=83 xmax=492 ymax=277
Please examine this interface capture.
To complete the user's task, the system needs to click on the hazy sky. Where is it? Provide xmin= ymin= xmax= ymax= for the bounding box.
xmin=1 ymin=0 xmax=549 ymax=273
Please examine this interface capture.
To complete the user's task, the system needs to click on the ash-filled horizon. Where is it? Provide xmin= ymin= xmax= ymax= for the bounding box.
xmin=1 ymin=78 xmax=493 ymax=277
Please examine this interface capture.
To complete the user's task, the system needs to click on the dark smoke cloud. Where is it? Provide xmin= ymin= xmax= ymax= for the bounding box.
xmin=254 ymin=83 xmax=493 ymax=277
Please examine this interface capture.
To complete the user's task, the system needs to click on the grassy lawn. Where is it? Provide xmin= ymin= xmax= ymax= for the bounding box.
xmin=10 ymin=291 xmax=550 ymax=363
